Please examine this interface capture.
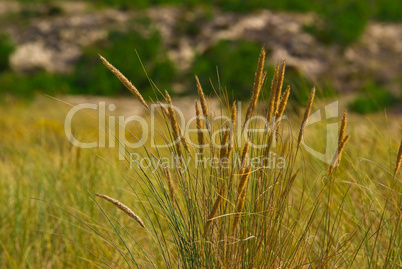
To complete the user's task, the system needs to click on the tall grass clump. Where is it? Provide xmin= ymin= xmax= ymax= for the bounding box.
xmin=79 ymin=47 xmax=401 ymax=268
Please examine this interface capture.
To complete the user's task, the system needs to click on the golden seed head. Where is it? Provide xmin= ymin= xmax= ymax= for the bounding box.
xmin=158 ymin=101 xmax=170 ymax=117
xmin=240 ymin=140 xmax=250 ymax=167
xmin=237 ymin=165 xmax=252 ymax=198
xmin=220 ymin=130 xmax=230 ymax=160
xmin=339 ymin=110 xmax=347 ymax=147
xmin=165 ymin=91 xmax=183 ymax=157
xmin=274 ymin=59 xmax=286 ymax=113
xmin=276 ymin=85 xmax=291 ymax=121
xmin=267 ymin=64 xmax=280 ymax=123
xmin=394 ymin=137 xmax=402 ymax=177
xmin=195 ymin=76 xmax=209 ymax=119
xmin=100 ymin=55 xmax=149 ymax=111
xmin=243 ymin=47 xmax=265 ymax=130
xmin=164 ymin=168 xmax=175 ymax=202
xmin=165 ymin=91 xmax=190 ymax=154
xmin=329 ymin=135 xmax=351 ymax=175
xmin=297 ymin=87 xmax=316 ymax=148
xmin=231 ymin=101 xmax=237 ymax=133
xmin=195 ymin=101 xmax=204 ymax=154
xmin=95 ymin=193 xmax=145 ymax=228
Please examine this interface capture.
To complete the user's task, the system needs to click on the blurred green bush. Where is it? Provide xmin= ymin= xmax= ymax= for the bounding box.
xmin=349 ymin=82 xmax=399 ymax=114
xmin=191 ymin=39 xmax=264 ymax=100
xmin=12 ymin=0 xmax=401 ymax=54
xmin=71 ymin=29 xmax=176 ymax=98
xmin=0 ymin=27 xmax=176 ymax=98
xmin=374 ymin=0 xmax=402 ymax=22
xmin=306 ymin=0 xmax=371 ymax=46
xmin=0 ymin=72 xmax=69 ymax=97
xmin=0 ymin=33 xmax=15 ymax=72
xmin=2 ymin=0 xmax=402 ymax=109
xmin=191 ymin=40 xmax=336 ymax=103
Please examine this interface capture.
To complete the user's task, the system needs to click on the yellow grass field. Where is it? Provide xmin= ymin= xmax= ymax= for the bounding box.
xmin=1 ymin=54 xmax=401 ymax=267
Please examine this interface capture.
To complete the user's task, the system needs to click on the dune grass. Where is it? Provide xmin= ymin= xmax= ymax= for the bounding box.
xmin=0 ymin=49 xmax=401 ymax=268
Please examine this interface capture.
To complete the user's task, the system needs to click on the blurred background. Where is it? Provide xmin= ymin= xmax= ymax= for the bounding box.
xmin=0 ymin=0 xmax=401 ymax=114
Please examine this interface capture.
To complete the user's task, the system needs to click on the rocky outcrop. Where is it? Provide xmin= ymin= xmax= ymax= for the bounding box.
xmin=4 ymin=2 xmax=128 ymax=74
xmin=1 ymin=1 xmax=402 ymax=95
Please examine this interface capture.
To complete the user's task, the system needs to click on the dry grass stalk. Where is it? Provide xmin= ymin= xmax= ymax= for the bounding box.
xmin=297 ymin=87 xmax=316 ymax=148
xmin=336 ymin=112 xmax=348 ymax=168
xmin=228 ymin=101 xmax=237 ymax=156
xmin=236 ymin=165 xmax=252 ymax=198
xmin=240 ymin=140 xmax=250 ymax=168
xmin=100 ymin=55 xmax=149 ymax=111
xmin=158 ymin=101 xmax=170 ymax=117
xmin=164 ymin=168 xmax=175 ymax=202
xmin=232 ymin=165 xmax=252 ymax=232
xmin=329 ymin=135 xmax=351 ymax=175
xmin=231 ymin=101 xmax=237 ymax=134
xmin=339 ymin=110 xmax=347 ymax=147
xmin=274 ymin=85 xmax=290 ymax=141
xmin=195 ymin=101 xmax=204 ymax=154
xmin=205 ymin=185 xmax=225 ymax=235
xmin=266 ymin=133 xmax=274 ymax=155
xmin=166 ymin=91 xmax=183 ymax=158
xmin=267 ymin=64 xmax=280 ymax=123
xmin=195 ymin=76 xmax=209 ymax=119
xmin=220 ymin=130 xmax=230 ymax=160
xmin=243 ymin=47 xmax=266 ymax=130
xmin=165 ymin=91 xmax=190 ymax=155
xmin=276 ymin=85 xmax=290 ymax=121
xmin=95 ymin=193 xmax=145 ymax=228
xmin=393 ymin=137 xmax=402 ymax=177
xmin=274 ymin=60 xmax=286 ymax=112
xmin=261 ymin=71 xmax=268 ymax=86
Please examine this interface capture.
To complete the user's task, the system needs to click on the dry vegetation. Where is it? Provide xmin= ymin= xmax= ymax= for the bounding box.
xmin=0 ymin=48 xmax=401 ymax=268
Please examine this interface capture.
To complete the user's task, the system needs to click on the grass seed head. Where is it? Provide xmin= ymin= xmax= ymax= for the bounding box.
xmin=158 ymin=101 xmax=170 ymax=117
xmin=164 ymin=168 xmax=175 ymax=202
xmin=195 ymin=76 xmax=209 ymax=119
xmin=95 ymin=193 xmax=145 ymax=228
xmin=100 ymin=55 xmax=149 ymax=111
xmin=339 ymin=110 xmax=347 ymax=147
xmin=297 ymin=87 xmax=316 ymax=148
xmin=195 ymin=101 xmax=204 ymax=154
xmin=267 ymin=63 xmax=280 ymax=123
xmin=394 ymin=137 xmax=402 ymax=177
xmin=243 ymin=47 xmax=265 ymax=130
xmin=166 ymin=91 xmax=184 ymax=157
xmin=240 ymin=140 xmax=250 ymax=168
xmin=329 ymin=135 xmax=351 ymax=175
xmin=276 ymin=85 xmax=291 ymax=121
xmin=274 ymin=59 xmax=286 ymax=113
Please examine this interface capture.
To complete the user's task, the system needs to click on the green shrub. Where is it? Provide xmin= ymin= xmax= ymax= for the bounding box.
xmin=0 ymin=26 xmax=177 ymax=98
xmin=70 ymin=28 xmax=176 ymax=98
xmin=349 ymin=82 xmax=399 ymax=114
xmin=306 ymin=0 xmax=371 ymax=46
xmin=0 ymin=33 xmax=15 ymax=72
xmin=191 ymin=40 xmax=329 ymax=103
xmin=374 ymin=0 xmax=402 ymax=22
xmin=191 ymin=40 xmax=266 ymax=100
xmin=212 ymin=0 xmax=315 ymax=13
xmin=0 ymin=71 xmax=69 ymax=98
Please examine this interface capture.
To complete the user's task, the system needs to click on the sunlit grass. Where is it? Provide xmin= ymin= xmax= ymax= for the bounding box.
xmin=0 ymin=77 xmax=400 ymax=268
